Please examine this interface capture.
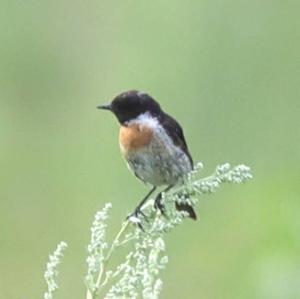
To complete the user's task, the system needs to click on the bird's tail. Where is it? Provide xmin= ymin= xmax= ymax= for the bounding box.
xmin=175 ymin=200 xmax=197 ymax=220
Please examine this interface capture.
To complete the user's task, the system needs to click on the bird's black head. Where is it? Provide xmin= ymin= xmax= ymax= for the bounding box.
xmin=98 ymin=90 xmax=162 ymax=124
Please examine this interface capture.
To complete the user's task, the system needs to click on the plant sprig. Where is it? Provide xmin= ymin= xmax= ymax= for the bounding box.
xmin=43 ymin=162 xmax=252 ymax=299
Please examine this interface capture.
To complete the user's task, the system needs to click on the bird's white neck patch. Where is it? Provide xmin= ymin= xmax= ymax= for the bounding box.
xmin=127 ymin=112 xmax=159 ymax=128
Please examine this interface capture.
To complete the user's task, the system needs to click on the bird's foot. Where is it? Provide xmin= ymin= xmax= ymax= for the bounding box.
xmin=154 ymin=194 xmax=167 ymax=217
xmin=126 ymin=207 xmax=148 ymax=231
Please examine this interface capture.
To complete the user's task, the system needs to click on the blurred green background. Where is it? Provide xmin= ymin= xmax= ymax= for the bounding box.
xmin=1 ymin=1 xmax=300 ymax=298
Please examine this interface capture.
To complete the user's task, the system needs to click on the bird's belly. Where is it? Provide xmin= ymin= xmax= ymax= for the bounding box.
xmin=125 ymin=139 xmax=192 ymax=186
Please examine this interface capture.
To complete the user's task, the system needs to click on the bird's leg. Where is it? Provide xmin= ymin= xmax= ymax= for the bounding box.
xmin=154 ymin=185 xmax=173 ymax=216
xmin=127 ymin=186 xmax=156 ymax=223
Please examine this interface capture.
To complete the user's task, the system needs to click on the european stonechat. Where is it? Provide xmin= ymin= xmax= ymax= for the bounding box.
xmin=98 ymin=90 xmax=196 ymax=224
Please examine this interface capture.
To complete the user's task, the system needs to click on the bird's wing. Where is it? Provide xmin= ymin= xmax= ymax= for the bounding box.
xmin=159 ymin=112 xmax=193 ymax=168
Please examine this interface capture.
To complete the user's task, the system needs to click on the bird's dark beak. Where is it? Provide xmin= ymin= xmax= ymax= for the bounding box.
xmin=97 ymin=104 xmax=111 ymax=111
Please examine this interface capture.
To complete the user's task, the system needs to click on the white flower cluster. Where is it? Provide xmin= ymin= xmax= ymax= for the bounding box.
xmin=99 ymin=163 xmax=252 ymax=298
xmin=43 ymin=241 xmax=67 ymax=299
xmin=42 ymin=162 xmax=252 ymax=299
xmin=105 ymin=228 xmax=168 ymax=299
xmin=85 ymin=203 xmax=112 ymax=294
xmin=184 ymin=162 xmax=252 ymax=196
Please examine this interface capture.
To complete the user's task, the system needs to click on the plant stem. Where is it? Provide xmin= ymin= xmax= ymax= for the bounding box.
xmin=86 ymin=199 xmax=155 ymax=299
xmin=86 ymin=220 xmax=130 ymax=299
xmin=97 ymin=220 xmax=130 ymax=286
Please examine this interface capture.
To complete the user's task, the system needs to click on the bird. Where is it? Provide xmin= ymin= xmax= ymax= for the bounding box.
xmin=97 ymin=90 xmax=196 ymax=224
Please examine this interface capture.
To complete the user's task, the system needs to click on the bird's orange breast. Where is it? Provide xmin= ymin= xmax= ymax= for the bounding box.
xmin=119 ymin=124 xmax=153 ymax=156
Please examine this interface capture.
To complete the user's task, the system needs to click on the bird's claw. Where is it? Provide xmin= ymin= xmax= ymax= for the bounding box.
xmin=126 ymin=208 xmax=148 ymax=231
xmin=154 ymin=195 xmax=167 ymax=217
